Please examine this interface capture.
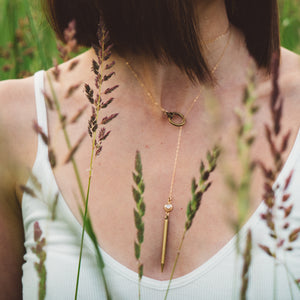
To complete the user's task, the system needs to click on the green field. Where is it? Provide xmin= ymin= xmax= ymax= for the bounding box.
xmin=0 ymin=0 xmax=299 ymax=80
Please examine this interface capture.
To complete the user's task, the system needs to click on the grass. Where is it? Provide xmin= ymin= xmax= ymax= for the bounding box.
xmin=0 ymin=0 xmax=57 ymax=79
xmin=279 ymin=0 xmax=300 ymax=54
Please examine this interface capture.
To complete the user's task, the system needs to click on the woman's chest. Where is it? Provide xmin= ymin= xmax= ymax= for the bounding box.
xmin=46 ymin=86 xmax=300 ymax=280
xmin=49 ymin=122 xmax=277 ymax=280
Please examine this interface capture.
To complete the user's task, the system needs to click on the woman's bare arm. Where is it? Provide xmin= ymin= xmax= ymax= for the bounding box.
xmin=0 ymin=77 xmax=37 ymax=299
xmin=0 ymin=162 xmax=24 ymax=300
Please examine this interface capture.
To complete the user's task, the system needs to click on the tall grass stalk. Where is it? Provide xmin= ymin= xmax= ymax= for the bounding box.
xmin=164 ymin=146 xmax=220 ymax=300
xmin=25 ymin=11 xmax=113 ymax=299
xmin=22 ymin=6 xmax=92 ymax=298
xmin=74 ymin=23 xmax=115 ymax=300
xmin=132 ymin=151 xmax=145 ymax=299
xmin=234 ymin=74 xmax=257 ymax=299
xmin=42 ymin=71 xmax=107 ymax=299
xmin=75 ymin=52 xmax=110 ymax=300
xmin=240 ymin=230 xmax=252 ymax=300
xmin=232 ymin=71 xmax=258 ymax=248
xmin=45 ymin=48 xmax=111 ymax=300
xmin=257 ymin=52 xmax=300 ymax=299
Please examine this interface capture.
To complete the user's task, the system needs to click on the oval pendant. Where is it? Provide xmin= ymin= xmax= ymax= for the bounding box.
xmin=166 ymin=112 xmax=186 ymax=127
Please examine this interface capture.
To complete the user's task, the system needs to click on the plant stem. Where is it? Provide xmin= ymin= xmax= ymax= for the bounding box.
xmin=44 ymin=73 xmax=87 ymax=299
xmin=164 ymin=228 xmax=187 ymax=300
xmin=46 ymin=73 xmax=85 ymax=200
xmin=139 ymin=278 xmax=141 ymax=300
xmin=284 ymin=261 xmax=295 ymax=300
xmin=74 ymin=36 xmax=111 ymax=300
xmin=282 ymin=260 xmax=300 ymax=292
xmin=45 ymin=71 xmax=109 ymax=299
xmin=74 ymin=116 xmax=110 ymax=300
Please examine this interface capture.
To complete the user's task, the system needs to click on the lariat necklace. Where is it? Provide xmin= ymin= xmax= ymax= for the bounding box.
xmin=126 ymin=26 xmax=231 ymax=272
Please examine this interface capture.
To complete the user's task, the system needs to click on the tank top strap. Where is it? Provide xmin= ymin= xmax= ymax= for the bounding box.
xmin=34 ymin=70 xmax=48 ymax=135
xmin=33 ymin=70 xmax=49 ymax=160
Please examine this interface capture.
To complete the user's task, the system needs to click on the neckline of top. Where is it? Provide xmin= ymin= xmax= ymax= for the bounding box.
xmin=29 ymin=70 xmax=300 ymax=290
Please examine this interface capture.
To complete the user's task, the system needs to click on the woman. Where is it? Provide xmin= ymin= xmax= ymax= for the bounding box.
xmin=0 ymin=0 xmax=300 ymax=299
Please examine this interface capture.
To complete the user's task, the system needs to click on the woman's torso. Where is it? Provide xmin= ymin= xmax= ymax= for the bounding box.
xmin=20 ymin=48 xmax=300 ymax=299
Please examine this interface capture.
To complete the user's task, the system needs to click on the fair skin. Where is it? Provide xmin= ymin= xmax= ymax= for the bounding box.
xmin=0 ymin=0 xmax=300 ymax=297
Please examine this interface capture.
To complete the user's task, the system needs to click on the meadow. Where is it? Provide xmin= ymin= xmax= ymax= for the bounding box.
xmin=0 ymin=0 xmax=299 ymax=81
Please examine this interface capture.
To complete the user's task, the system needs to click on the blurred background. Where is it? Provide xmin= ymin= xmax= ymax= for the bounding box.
xmin=0 ymin=0 xmax=299 ymax=80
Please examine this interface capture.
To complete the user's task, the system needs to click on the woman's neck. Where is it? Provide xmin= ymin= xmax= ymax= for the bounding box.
xmin=196 ymin=0 xmax=229 ymax=43
xmin=89 ymin=0 xmax=250 ymax=113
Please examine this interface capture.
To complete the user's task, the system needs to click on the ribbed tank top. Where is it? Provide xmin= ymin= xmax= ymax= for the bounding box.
xmin=22 ymin=71 xmax=300 ymax=299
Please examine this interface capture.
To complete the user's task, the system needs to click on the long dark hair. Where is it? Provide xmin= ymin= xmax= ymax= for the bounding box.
xmin=43 ymin=0 xmax=280 ymax=82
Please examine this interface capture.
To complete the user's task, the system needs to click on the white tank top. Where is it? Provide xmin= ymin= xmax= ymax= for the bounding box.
xmin=22 ymin=70 xmax=300 ymax=299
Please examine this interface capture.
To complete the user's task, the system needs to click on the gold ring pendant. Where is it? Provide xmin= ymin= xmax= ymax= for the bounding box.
xmin=166 ymin=112 xmax=186 ymax=127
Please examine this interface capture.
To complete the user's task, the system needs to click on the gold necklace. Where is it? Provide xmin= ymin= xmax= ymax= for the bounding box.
xmin=126 ymin=26 xmax=231 ymax=272
xmin=205 ymin=24 xmax=231 ymax=45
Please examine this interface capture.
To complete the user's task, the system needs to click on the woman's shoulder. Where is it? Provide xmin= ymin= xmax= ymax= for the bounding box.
xmin=278 ymin=48 xmax=300 ymax=142
xmin=280 ymin=48 xmax=300 ymax=98
xmin=0 ymin=74 xmax=35 ymax=103
xmin=0 ymin=75 xmax=38 ymax=187
xmin=253 ymin=48 xmax=300 ymax=150
xmin=0 ymin=75 xmax=36 ymax=125
xmin=281 ymin=47 xmax=300 ymax=70
xmin=279 ymin=48 xmax=300 ymax=112
xmin=257 ymin=48 xmax=300 ymax=106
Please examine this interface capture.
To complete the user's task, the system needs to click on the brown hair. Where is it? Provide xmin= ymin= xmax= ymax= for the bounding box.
xmin=43 ymin=0 xmax=280 ymax=82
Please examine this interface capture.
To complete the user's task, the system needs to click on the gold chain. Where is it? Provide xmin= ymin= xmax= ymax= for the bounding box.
xmin=210 ymin=27 xmax=232 ymax=74
xmin=125 ymin=26 xmax=231 ymax=127
xmin=125 ymin=26 xmax=232 ymax=272
xmin=205 ymin=23 xmax=231 ymax=44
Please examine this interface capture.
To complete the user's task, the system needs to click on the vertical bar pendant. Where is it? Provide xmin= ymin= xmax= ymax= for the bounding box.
xmin=161 ymin=214 xmax=169 ymax=272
